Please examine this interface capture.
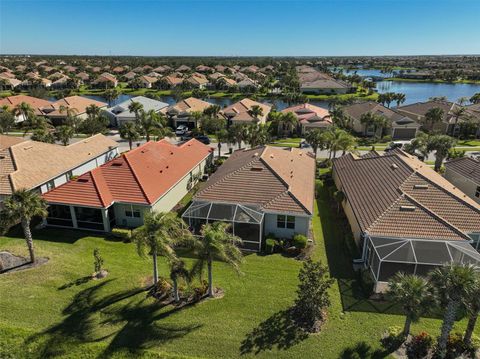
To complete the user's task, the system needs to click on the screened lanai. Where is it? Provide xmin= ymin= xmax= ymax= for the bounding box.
xmin=366 ymin=236 xmax=480 ymax=283
xmin=182 ymin=201 xmax=265 ymax=251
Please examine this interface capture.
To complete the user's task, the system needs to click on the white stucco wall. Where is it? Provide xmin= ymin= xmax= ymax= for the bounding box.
xmin=263 ymin=213 xmax=310 ymax=238
xmin=444 ymin=168 xmax=480 ymax=204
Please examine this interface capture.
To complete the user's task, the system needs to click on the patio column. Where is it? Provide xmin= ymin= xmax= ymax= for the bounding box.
xmin=101 ymin=208 xmax=110 ymax=232
xmin=69 ymin=206 xmax=78 ymax=228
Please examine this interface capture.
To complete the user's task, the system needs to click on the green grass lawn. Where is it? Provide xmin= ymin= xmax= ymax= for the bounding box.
xmin=0 ymin=183 xmax=478 ymax=358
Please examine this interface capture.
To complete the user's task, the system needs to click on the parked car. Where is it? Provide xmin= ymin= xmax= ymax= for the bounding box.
xmin=385 ymin=140 xmax=410 ymax=152
xmin=180 ymin=134 xmax=211 ymax=145
xmin=469 ymin=151 xmax=480 ymax=161
xmin=175 ymin=125 xmax=189 ymax=135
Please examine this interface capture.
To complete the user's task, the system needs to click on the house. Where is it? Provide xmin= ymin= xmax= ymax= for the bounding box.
xmin=161 ymin=75 xmax=183 ymax=88
xmin=215 ymin=76 xmax=237 ymax=89
xmin=332 ymin=149 xmax=480 ymax=292
xmin=186 ymin=73 xmax=209 ymax=89
xmin=0 ymin=134 xmax=118 ymax=203
xmin=104 ymin=96 xmax=169 ymax=127
xmin=445 ymin=157 xmax=480 ymax=204
xmin=237 ymin=77 xmax=258 ymax=91
xmin=297 ymin=66 xmax=353 ymax=94
xmin=182 ymin=146 xmax=316 ymax=251
xmin=282 ymin=103 xmax=332 ymax=134
xmin=43 ymin=139 xmax=212 ymax=232
xmin=166 ymin=97 xmax=212 ymax=128
xmin=92 ymin=72 xmax=118 ymax=88
xmin=343 ymin=102 xmax=420 ymax=139
xmin=123 ymin=71 xmax=137 ymax=81
xmin=76 ymin=72 xmax=90 ymax=82
xmin=176 ymin=65 xmax=191 ymax=73
xmin=221 ymin=98 xmax=271 ymax=125
xmin=44 ymin=96 xmax=108 ymax=125
xmin=138 ymin=75 xmax=158 ymax=88
xmin=0 ymin=74 xmax=21 ymax=90
xmin=0 ymin=95 xmax=53 ymax=122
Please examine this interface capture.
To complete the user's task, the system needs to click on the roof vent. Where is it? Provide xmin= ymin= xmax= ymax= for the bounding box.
xmin=251 ymin=167 xmax=263 ymax=171
xmin=413 ymin=184 xmax=428 ymax=189
xmin=23 ymin=146 xmax=34 ymax=150
xmin=77 ymin=178 xmax=89 ymax=183
xmin=112 ymin=162 xmax=123 ymax=167
xmin=391 ymin=163 xmax=399 ymax=170
xmin=400 ymin=205 xmax=416 ymax=212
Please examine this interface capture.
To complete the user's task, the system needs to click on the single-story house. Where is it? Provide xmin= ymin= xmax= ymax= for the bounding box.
xmin=166 ymin=97 xmax=212 ymax=128
xmin=221 ymin=98 xmax=271 ymax=125
xmin=0 ymin=95 xmax=53 ymax=122
xmin=104 ymin=96 xmax=169 ymax=127
xmin=182 ymin=146 xmax=316 ymax=251
xmin=138 ymin=75 xmax=158 ymax=89
xmin=0 ymin=74 xmax=22 ymax=90
xmin=282 ymin=103 xmax=332 ymax=134
xmin=332 ymin=149 xmax=480 ymax=292
xmin=43 ymin=139 xmax=213 ymax=232
xmin=343 ymin=101 xmax=420 ymax=139
xmin=92 ymin=72 xmax=118 ymax=88
xmin=186 ymin=74 xmax=209 ymax=89
xmin=43 ymin=96 xmax=108 ymax=125
xmin=445 ymin=157 xmax=480 ymax=204
xmin=0 ymin=134 xmax=118 ymax=203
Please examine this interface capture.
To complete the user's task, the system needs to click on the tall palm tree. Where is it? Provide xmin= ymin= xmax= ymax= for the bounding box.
xmin=245 ymin=123 xmax=270 ymax=148
xmin=430 ymin=264 xmax=478 ymax=357
xmin=128 ymin=101 xmax=144 ymax=122
xmin=1 ymin=190 xmax=48 ymax=263
xmin=119 ymin=122 xmax=141 ymax=150
xmin=191 ymin=222 xmax=243 ymax=297
xmin=394 ymin=93 xmax=406 ymax=107
xmin=203 ymin=104 xmax=221 ymax=119
xmin=387 ymin=273 xmax=433 ymax=338
xmin=462 ymin=274 xmax=480 ymax=346
xmin=229 ymin=123 xmax=246 ymax=149
xmin=247 ymin=105 xmax=263 ymax=123
xmin=189 ymin=111 xmax=203 ymax=129
xmin=450 ymin=107 xmax=466 ymax=137
xmin=305 ymin=129 xmax=326 ymax=159
xmin=132 ymin=211 xmax=192 ymax=285
xmin=426 ymin=134 xmax=456 ymax=172
xmin=323 ymin=127 xmax=354 ymax=159
xmin=137 ymin=110 xmax=170 ymax=142
xmin=360 ymin=112 xmax=386 ymax=138
xmin=338 ymin=131 xmax=356 ymax=155
xmin=54 ymin=125 xmax=74 ymax=146
xmin=424 ymin=107 xmax=444 ymax=133
xmin=278 ymin=112 xmax=298 ymax=137
xmin=470 ymin=93 xmax=480 ymax=104
xmin=104 ymin=88 xmax=120 ymax=106
xmin=329 ymin=106 xmax=347 ymax=129
xmin=215 ymin=128 xmax=228 ymax=158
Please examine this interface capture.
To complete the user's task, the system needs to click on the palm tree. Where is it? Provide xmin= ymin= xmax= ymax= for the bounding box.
xmin=387 ymin=273 xmax=433 ymax=338
xmin=329 ymin=106 xmax=347 ymax=129
xmin=104 ymin=88 xmax=120 ymax=106
xmin=14 ymin=102 xmax=35 ymax=124
xmin=463 ymin=274 xmax=480 ymax=346
xmin=278 ymin=112 xmax=298 ymax=137
xmin=245 ymin=123 xmax=270 ymax=148
xmin=323 ymin=127 xmax=355 ymax=159
xmin=189 ymin=111 xmax=203 ymax=129
xmin=191 ymin=222 xmax=243 ymax=297
xmin=360 ymin=112 xmax=386 ymax=138
xmin=132 ymin=211 xmax=192 ymax=285
xmin=229 ymin=123 xmax=246 ymax=149
xmin=333 ymin=190 xmax=344 ymax=213
xmin=430 ymin=264 xmax=478 ymax=357
xmin=304 ymin=129 xmax=326 ymax=159
xmin=394 ymin=93 xmax=406 ymax=107
xmin=22 ymin=115 xmax=51 ymax=136
xmin=450 ymin=106 xmax=466 ymax=137
xmin=119 ymin=122 xmax=141 ymax=150
xmin=247 ymin=105 xmax=263 ymax=122
xmin=203 ymin=104 xmax=221 ymax=119
xmin=127 ymin=101 xmax=144 ymax=122
xmin=470 ymin=92 xmax=480 ymax=104
xmin=170 ymin=259 xmax=189 ymax=303
xmin=338 ymin=131 xmax=356 ymax=155
xmin=54 ymin=125 xmax=74 ymax=146
xmin=215 ymin=128 xmax=228 ymax=158
xmin=424 ymin=107 xmax=444 ymax=133
xmin=456 ymin=97 xmax=469 ymax=106
xmin=1 ymin=190 xmax=48 ymax=263
xmin=426 ymin=135 xmax=456 ymax=172
xmin=137 ymin=110 xmax=168 ymax=142
xmin=0 ymin=106 xmax=15 ymax=134
xmin=85 ymin=104 xmax=100 ymax=121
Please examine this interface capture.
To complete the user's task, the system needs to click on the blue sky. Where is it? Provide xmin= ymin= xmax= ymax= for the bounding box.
xmin=1 ymin=0 xmax=479 ymax=56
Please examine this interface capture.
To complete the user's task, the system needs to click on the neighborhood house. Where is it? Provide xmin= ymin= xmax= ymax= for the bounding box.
xmin=444 ymin=157 xmax=480 ymax=204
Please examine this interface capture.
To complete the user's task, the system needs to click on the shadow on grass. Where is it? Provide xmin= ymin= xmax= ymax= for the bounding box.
xmin=340 ymin=341 xmax=389 ymax=359
xmin=28 ymin=279 xmax=201 ymax=357
xmin=6 ymin=225 xmax=97 ymax=244
xmin=58 ymin=275 xmax=92 ymax=290
xmin=239 ymin=308 xmax=308 ymax=355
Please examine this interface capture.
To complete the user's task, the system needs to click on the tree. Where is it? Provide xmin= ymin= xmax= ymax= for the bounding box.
xmin=424 ymin=107 xmax=444 ymax=133
xmin=430 ymin=264 xmax=478 ymax=358
xmin=293 ymin=259 xmax=334 ymax=332
xmin=329 ymin=106 xmax=348 ymax=129
xmin=189 ymin=111 xmax=203 ymax=129
xmin=338 ymin=131 xmax=356 ymax=155
xmin=0 ymin=106 xmax=15 ymax=134
xmin=191 ymin=222 xmax=243 ymax=297
xmin=323 ymin=127 xmax=355 ymax=159
xmin=277 ymin=112 xmax=298 ymax=137
xmin=229 ymin=123 xmax=247 ymax=149
xmin=470 ymin=92 xmax=480 ymax=104
xmin=170 ymin=259 xmax=189 ymax=303
xmin=387 ymin=273 xmax=433 ymax=337
xmin=104 ymin=88 xmax=120 ymax=106
xmin=128 ymin=101 xmax=144 ymax=122
xmin=247 ymin=105 xmax=263 ymax=122
xmin=245 ymin=123 xmax=270 ymax=148
xmin=215 ymin=128 xmax=228 ymax=158
xmin=450 ymin=107 xmax=466 ymax=137
xmin=426 ymin=135 xmax=456 ymax=172
xmin=305 ymin=129 xmax=326 ymax=159
xmin=79 ymin=113 xmax=109 ymax=137
xmin=333 ymin=190 xmax=344 ymax=213
xmin=132 ymin=211 xmax=191 ymax=285
xmin=404 ymin=132 xmax=429 ymax=160
xmin=360 ymin=112 xmax=387 ymax=138
xmin=394 ymin=93 xmax=406 ymax=107
xmin=54 ymin=125 xmax=74 ymax=146
xmin=13 ymin=102 xmax=35 ymax=124
xmin=1 ymin=190 xmax=48 ymax=263
xmin=31 ymin=128 xmax=55 ymax=143
xmin=119 ymin=122 xmax=141 ymax=150
xmin=203 ymin=104 xmax=221 ymax=118
xmin=85 ymin=104 xmax=100 ymax=121
xmin=463 ymin=274 xmax=480 ymax=346
xmin=22 ymin=115 xmax=51 ymax=136
xmin=138 ymin=110 xmax=172 ymax=142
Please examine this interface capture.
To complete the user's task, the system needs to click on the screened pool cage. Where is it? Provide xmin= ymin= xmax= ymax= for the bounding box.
xmin=182 ymin=201 xmax=265 ymax=251
xmin=366 ymin=236 xmax=480 ymax=282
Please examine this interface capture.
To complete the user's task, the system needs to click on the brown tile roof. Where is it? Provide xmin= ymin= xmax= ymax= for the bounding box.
xmin=222 ymin=98 xmax=271 ymax=121
xmin=343 ymin=101 xmax=417 ymax=126
xmin=0 ymin=134 xmax=118 ymax=196
xmin=445 ymin=157 xmax=480 ymax=184
xmin=195 ymin=146 xmax=315 ymax=215
xmin=396 ymin=100 xmax=458 ymax=123
xmin=282 ymin=103 xmax=332 ymax=127
xmin=333 ymin=149 xmax=480 ymax=241
xmin=47 ymin=96 xmax=107 ymax=117
xmin=168 ymin=97 xmax=211 ymax=114
xmin=43 ymin=139 xmax=212 ymax=208
xmin=0 ymin=95 xmax=53 ymax=116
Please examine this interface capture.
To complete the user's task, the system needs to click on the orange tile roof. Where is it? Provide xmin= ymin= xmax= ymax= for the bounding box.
xmin=47 ymin=96 xmax=107 ymax=116
xmin=0 ymin=95 xmax=53 ymax=116
xmin=43 ymin=139 xmax=212 ymax=208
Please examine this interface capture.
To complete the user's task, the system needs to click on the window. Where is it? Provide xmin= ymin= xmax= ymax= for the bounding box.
xmin=46 ymin=180 xmax=55 ymax=191
xmin=125 ymin=210 xmax=141 ymax=218
xmin=276 ymin=215 xmax=295 ymax=229
xmin=475 ymin=186 xmax=480 ymax=198
xmin=66 ymin=171 xmax=73 ymax=180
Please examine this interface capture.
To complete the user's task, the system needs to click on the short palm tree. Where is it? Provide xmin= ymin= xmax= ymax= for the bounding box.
xmin=119 ymin=122 xmax=141 ymax=150
xmin=424 ymin=107 xmax=444 ymax=133
xmin=1 ymin=189 xmax=48 ymax=263
xmin=54 ymin=125 xmax=74 ymax=146
xmin=228 ymin=123 xmax=246 ymax=149
xmin=387 ymin=273 xmax=433 ymax=338
xmin=14 ymin=102 xmax=35 ymax=125
xmin=426 ymin=134 xmax=456 ymax=172
xmin=305 ymin=129 xmax=326 ymax=159
xmin=430 ymin=264 xmax=478 ymax=357
xmin=22 ymin=115 xmax=51 ymax=136
xmin=246 ymin=123 xmax=270 ymax=148
xmin=247 ymin=105 xmax=263 ymax=122
xmin=128 ymin=101 xmax=144 ymax=122
xmin=85 ymin=104 xmax=100 ymax=121
xmin=170 ymin=259 xmax=189 ymax=302
xmin=462 ymin=274 xmax=480 ymax=346
xmin=191 ymin=222 xmax=243 ymax=297
xmin=132 ymin=212 xmax=192 ymax=285
xmin=215 ymin=128 xmax=228 ymax=157
xmin=278 ymin=112 xmax=298 ymax=137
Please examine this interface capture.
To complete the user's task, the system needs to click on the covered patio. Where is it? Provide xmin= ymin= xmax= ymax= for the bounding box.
xmin=182 ymin=201 xmax=265 ymax=251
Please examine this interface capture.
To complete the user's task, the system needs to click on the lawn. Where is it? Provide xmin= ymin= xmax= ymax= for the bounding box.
xmin=0 ymin=182 xmax=478 ymax=358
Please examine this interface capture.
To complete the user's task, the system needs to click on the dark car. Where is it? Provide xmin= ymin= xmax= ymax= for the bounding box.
xmin=194 ymin=135 xmax=211 ymax=145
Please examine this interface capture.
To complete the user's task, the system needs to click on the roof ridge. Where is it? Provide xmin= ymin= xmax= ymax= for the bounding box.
xmin=89 ymin=169 xmax=111 ymax=207
xmin=366 ymin=193 xmax=405 ymax=232
xmin=122 ymin=153 xmax=151 ymax=204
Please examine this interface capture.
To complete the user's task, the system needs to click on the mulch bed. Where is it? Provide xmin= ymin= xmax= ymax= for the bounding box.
xmin=0 ymin=251 xmax=48 ymax=274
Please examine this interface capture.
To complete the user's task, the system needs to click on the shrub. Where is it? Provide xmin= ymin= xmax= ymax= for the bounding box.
xmin=293 ymin=234 xmax=308 ymax=249
xmin=381 ymin=326 xmax=404 ymax=352
xmin=93 ymin=248 xmax=104 ymax=273
xmin=360 ymin=269 xmax=375 ymax=297
xmin=111 ymin=227 xmax=132 ymax=242
xmin=445 ymin=332 xmax=478 ymax=358
xmin=265 ymin=238 xmax=276 ymax=254
xmin=406 ymin=332 xmax=433 ymax=359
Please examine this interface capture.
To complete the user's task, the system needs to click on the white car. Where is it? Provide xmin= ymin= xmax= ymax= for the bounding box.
xmin=469 ymin=151 xmax=480 ymax=161
xmin=175 ymin=125 xmax=189 ymax=135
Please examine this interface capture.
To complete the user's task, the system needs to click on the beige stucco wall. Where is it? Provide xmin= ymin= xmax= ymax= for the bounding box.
xmin=444 ymin=168 xmax=480 ymax=204
xmin=263 ymin=213 xmax=310 ymax=238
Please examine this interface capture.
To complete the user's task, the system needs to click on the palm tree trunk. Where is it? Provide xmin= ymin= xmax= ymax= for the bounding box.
xmin=207 ymin=259 xmax=213 ymax=297
xmin=152 ymin=250 xmax=158 ymax=285
xmin=128 ymin=139 xmax=133 ymax=150
xmin=146 ymin=132 xmax=150 ymax=142
xmin=21 ymin=218 xmax=35 ymax=263
xmin=437 ymin=299 xmax=460 ymax=357
xmin=403 ymin=315 xmax=412 ymax=337
xmin=237 ymin=141 xmax=241 ymax=149
xmin=464 ymin=311 xmax=478 ymax=346
xmin=173 ymin=278 xmax=180 ymax=302
xmin=218 ymin=143 xmax=221 ymax=158
xmin=434 ymin=155 xmax=443 ymax=172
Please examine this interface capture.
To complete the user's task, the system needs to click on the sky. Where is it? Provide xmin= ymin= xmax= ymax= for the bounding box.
xmin=1 ymin=0 xmax=479 ymax=56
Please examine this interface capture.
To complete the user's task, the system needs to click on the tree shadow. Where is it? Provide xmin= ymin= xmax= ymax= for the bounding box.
xmin=5 ymin=226 xmax=96 ymax=244
xmin=239 ymin=308 xmax=308 ymax=355
xmin=28 ymin=279 xmax=200 ymax=357
xmin=340 ymin=341 xmax=389 ymax=359
xmin=58 ymin=275 xmax=92 ymax=290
